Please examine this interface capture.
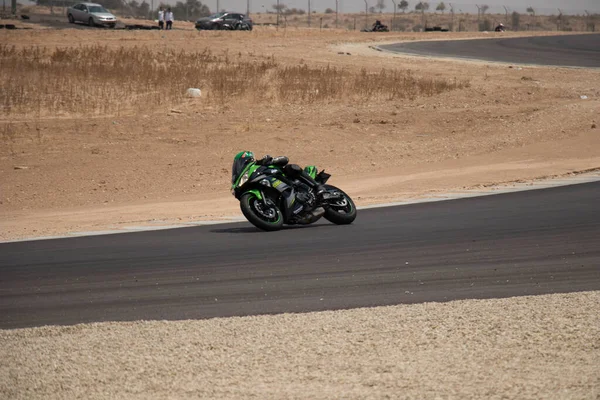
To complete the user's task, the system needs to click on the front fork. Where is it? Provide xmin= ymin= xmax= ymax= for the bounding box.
xmin=246 ymin=188 xmax=274 ymax=210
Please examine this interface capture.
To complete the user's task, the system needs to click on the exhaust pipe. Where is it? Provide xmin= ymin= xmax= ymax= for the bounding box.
xmin=298 ymin=207 xmax=325 ymax=225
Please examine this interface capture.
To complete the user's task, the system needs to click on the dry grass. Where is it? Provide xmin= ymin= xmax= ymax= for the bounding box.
xmin=0 ymin=44 xmax=468 ymax=117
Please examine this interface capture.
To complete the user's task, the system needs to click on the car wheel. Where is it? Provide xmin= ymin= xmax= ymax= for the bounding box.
xmin=68 ymin=14 xmax=74 ymax=23
xmin=88 ymin=17 xmax=94 ymax=27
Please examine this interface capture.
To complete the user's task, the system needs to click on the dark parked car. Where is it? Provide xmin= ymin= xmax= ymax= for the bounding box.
xmin=195 ymin=12 xmax=253 ymax=30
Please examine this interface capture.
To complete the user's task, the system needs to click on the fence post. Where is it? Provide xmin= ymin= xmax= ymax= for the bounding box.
xmin=391 ymin=0 xmax=396 ymax=31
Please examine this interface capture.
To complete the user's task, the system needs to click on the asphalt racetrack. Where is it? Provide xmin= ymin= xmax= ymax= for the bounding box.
xmin=380 ymin=34 xmax=600 ymax=67
xmin=1 ymin=182 xmax=599 ymax=329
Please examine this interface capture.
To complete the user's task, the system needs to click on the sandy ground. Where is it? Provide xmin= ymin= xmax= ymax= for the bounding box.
xmin=1 ymin=26 xmax=600 ymax=399
xmin=1 ymin=291 xmax=599 ymax=399
xmin=1 ymin=29 xmax=599 ymax=241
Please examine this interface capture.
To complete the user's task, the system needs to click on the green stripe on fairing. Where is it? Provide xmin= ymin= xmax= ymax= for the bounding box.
xmin=304 ymin=165 xmax=317 ymax=179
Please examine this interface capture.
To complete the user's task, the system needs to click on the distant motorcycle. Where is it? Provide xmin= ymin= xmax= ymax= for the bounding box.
xmin=363 ymin=21 xmax=389 ymax=32
xmin=222 ymin=18 xmax=252 ymax=31
xmin=234 ymin=20 xmax=252 ymax=30
xmin=362 ymin=25 xmax=389 ymax=32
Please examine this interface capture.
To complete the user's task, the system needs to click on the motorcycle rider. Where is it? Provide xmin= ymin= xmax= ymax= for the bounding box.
xmin=372 ymin=19 xmax=385 ymax=31
xmin=253 ymin=153 xmax=327 ymax=199
xmin=494 ymin=23 xmax=505 ymax=32
xmin=235 ymin=14 xmax=246 ymax=29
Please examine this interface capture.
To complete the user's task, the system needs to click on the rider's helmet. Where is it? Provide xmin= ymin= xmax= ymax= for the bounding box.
xmin=232 ymin=151 xmax=255 ymax=184
xmin=499 ymin=23 xmax=504 ymax=26
xmin=234 ymin=150 xmax=254 ymax=161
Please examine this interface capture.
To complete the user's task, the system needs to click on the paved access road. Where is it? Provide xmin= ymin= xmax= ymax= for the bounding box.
xmin=380 ymin=34 xmax=600 ymax=67
xmin=1 ymin=182 xmax=599 ymax=329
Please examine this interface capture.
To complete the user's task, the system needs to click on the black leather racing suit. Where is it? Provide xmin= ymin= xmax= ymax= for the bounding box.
xmin=256 ymin=155 xmax=325 ymax=196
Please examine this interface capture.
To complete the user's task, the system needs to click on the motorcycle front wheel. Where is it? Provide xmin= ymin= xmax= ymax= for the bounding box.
xmin=240 ymin=193 xmax=284 ymax=231
xmin=323 ymin=185 xmax=357 ymax=225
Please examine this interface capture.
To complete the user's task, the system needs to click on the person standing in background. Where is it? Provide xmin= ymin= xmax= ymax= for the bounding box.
xmin=157 ymin=7 xmax=164 ymax=29
xmin=166 ymin=8 xmax=174 ymax=30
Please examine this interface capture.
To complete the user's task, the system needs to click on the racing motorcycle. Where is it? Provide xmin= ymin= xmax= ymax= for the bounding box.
xmin=231 ymin=151 xmax=357 ymax=231
xmin=222 ymin=21 xmax=251 ymax=30
xmin=362 ymin=21 xmax=389 ymax=32
xmin=222 ymin=17 xmax=252 ymax=31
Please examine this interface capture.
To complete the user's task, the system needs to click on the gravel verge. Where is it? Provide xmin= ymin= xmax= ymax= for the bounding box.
xmin=1 ymin=291 xmax=598 ymax=399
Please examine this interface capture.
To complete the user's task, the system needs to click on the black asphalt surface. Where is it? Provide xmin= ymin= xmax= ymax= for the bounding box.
xmin=380 ymin=34 xmax=600 ymax=67
xmin=1 ymin=183 xmax=599 ymax=329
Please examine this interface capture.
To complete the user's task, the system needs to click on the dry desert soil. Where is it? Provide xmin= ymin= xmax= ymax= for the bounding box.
xmin=1 ymin=23 xmax=599 ymax=399
xmin=1 ymin=27 xmax=599 ymax=240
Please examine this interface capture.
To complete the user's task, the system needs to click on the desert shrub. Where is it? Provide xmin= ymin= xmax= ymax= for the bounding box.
xmin=391 ymin=21 xmax=407 ymax=31
xmin=479 ymin=18 xmax=492 ymax=31
xmin=0 ymin=44 xmax=469 ymax=116
xmin=511 ymin=11 xmax=520 ymax=30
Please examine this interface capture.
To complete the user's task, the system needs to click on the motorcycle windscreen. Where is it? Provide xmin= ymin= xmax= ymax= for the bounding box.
xmin=232 ymin=157 xmax=251 ymax=184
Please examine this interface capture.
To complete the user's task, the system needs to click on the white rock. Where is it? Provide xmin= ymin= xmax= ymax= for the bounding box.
xmin=186 ymin=88 xmax=202 ymax=98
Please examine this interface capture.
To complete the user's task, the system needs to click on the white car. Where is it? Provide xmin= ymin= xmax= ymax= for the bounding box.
xmin=67 ymin=2 xmax=117 ymax=28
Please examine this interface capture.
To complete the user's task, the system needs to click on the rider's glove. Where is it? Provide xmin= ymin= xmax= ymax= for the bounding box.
xmin=258 ymin=155 xmax=273 ymax=165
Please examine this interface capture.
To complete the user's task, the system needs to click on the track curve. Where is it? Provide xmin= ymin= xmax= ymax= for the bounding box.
xmin=1 ymin=182 xmax=599 ymax=329
xmin=380 ymin=34 xmax=600 ymax=68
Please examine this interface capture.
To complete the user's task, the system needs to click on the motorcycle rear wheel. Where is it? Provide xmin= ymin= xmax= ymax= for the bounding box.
xmin=323 ymin=185 xmax=357 ymax=225
xmin=240 ymin=193 xmax=284 ymax=231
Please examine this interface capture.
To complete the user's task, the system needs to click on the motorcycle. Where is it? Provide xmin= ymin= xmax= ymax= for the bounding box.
xmin=234 ymin=20 xmax=252 ymax=30
xmin=362 ymin=24 xmax=389 ymax=32
xmin=222 ymin=19 xmax=252 ymax=31
xmin=231 ymin=152 xmax=357 ymax=231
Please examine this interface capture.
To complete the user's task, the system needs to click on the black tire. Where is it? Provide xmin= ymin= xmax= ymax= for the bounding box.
xmin=68 ymin=14 xmax=75 ymax=23
xmin=240 ymin=193 xmax=283 ymax=231
xmin=88 ymin=17 xmax=95 ymax=27
xmin=323 ymin=185 xmax=357 ymax=225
